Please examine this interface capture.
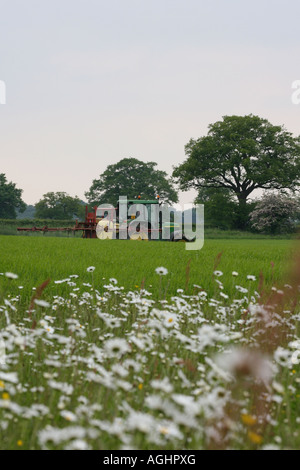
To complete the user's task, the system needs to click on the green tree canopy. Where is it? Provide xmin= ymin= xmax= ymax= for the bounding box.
xmin=85 ymin=157 xmax=178 ymax=206
xmin=35 ymin=192 xmax=85 ymax=220
xmin=195 ymin=187 xmax=238 ymax=230
xmin=0 ymin=173 xmax=26 ymax=219
xmin=173 ymin=115 xmax=300 ymax=228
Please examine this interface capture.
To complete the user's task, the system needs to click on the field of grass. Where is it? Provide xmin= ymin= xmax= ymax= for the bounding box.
xmin=0 ymin=236 xmax=295 ymax=301
xmin=0 ymin=235 xmax=299 ymax=450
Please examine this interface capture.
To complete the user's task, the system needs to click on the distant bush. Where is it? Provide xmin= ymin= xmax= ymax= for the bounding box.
xmin=249 ymin=194 xmax=300 ymax=234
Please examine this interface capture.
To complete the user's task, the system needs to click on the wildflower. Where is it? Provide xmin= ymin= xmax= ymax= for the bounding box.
xmin=138 ymin=383 xmax=143 ymax=390
xmin=248 ymin=430 xmax=263 ymax=445
xmin=34 ymin=299 xmax=50 ymax=308
xmin=215 ymin=348 xmax=273 ymax=386
xmin=38 ymin=426 xmax=98 ymax=446
xmin=5 ymin=272 xmax=18 ymax=280
xmin=17 ymin=440 xmax=23 ymax=446
xmin=220 ymin=292 xmax=229 ymax=300
xmin=155 ymin=267 xmax=168 ymax=276
xmin=232 ymin=271 xmax=239 ymax=276
xmin=60 ymin=410 xmax=77 ymax=422
xmin=235 ymin=285 xmax=248 ymax=294
xmin=0 ymin=381 xmax=4 ymax=389
xmin=159 ymin=426 xmax=169 ymax=435
xmin=274 ymin=347 xmax=291 ymax=367
xmin=126 ymin=410 xmax=157 ymax=434
xmin=213 ymin=270 xmax=223 ymax=277
xmin=162 ymin=312 xmax=179 ymax=329
xmin=48 ymin=380 xmax=74 ymax=396
xmin=0 ymin=372 xmax=18 ymax=384
xmin=151 ymin=377 xmax=173 ymax=394
xmin=87 ymin=266 xmax=95 ymax=273
xmin=241 ymin=414 xmax=257 ymax=426
xmin=261 ymin=444 xmax=280 ymax=450
xmin=272 ymin=381 xmax=284 ymax=394
xmin=104 ymin=338 xmax=130 ymax=358
xmin=2 ymin=392 xmax=10 ymax=400
xmin=247 ymin=275 xmax=256 ymax=281
xmin=64 ymin=440 xmax=91 ymax=450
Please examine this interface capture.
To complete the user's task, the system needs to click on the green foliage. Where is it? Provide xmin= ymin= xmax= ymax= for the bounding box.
xmin=195 ymin=187 xmax=237 ymax=229
xmin=16 ymin=204 xmax=35 ymax=219
xmin=0 ymin=173 xmax=26 ymax=219
xmin=85 ymin=157 xmax=178 ymax=206
xmin=195 ymin=187 xmax=256 ymax=230
xmin=35 ymin=192 xmax=85 ymax=220
xmin=173 ymin=115 xmax=300 ymax=228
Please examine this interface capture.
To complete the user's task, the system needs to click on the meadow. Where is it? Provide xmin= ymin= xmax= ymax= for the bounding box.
xmin=0 ymin=235 xmax=299 ymax=450
xmin=0 ymin=236 xmax=294 ymax=301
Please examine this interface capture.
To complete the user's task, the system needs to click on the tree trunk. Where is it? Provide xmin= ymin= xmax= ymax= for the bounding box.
xmin=235 ymin=193 xmax=249 ymax=230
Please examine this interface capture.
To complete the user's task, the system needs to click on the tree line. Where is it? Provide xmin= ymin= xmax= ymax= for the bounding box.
xmin=2 ymin=114 xmax=300 ymax=234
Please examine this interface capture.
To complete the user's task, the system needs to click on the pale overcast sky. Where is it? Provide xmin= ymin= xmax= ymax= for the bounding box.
xmin=0 ymin=0 xmax=300 ymax=206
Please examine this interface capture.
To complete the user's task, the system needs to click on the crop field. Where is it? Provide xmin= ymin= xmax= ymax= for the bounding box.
xmin=0 ymin=235 xmax=299 ymax=450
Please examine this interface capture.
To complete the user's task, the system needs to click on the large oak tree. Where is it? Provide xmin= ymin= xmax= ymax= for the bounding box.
xmin=173 ymin=115 xmax=300 ymax=227
xmin=85 ymin=157 xmax=178 ymax=206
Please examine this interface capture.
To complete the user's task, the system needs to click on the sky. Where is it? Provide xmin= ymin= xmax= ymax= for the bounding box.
xmin=0 ymin=0 xmax=300 ymax=207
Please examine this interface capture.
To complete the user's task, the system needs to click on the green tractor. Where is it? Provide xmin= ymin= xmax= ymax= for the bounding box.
xmin=96 ymin=196 xmax=184 ymax=241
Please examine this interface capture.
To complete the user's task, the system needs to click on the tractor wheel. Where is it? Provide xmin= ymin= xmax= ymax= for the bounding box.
xmin=170 ymin=230 xmax=189 ymax=242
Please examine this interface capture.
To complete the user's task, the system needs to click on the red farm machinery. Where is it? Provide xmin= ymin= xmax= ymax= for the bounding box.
xmin=17 ymin=205 xmax=101 ymax=238
xmin=17 ymin=197 xmax=184 ymax=240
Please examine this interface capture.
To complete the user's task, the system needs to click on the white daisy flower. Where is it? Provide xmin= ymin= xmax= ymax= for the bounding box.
xmin=87 ymin=266 xmax=95 ymax=273
xmin=155 ymin=267 xmax=168 ymax=276
xmin=60 ymin=410 xmax=77 ymax=422
xmin=34 ymin=299 xmax=50 ymax=308
xmin=5 ymin=272 xmax=18 ymax=280
xmin=213 ymin=270 xmax=223 ymax=277
xmin=104 ymin=338 xmax=130 ymax=358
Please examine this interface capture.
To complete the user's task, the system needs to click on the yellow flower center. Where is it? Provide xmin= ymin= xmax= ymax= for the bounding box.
xmin=160 ymin=427 xmax=169 ymax=435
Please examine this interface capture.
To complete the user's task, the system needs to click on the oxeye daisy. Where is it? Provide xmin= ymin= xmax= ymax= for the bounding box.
xmin=155 ymin=267 xmax=168 ymax=276
xmin=34 ymin=299 xmax=50 ymax=308
xmin=104 ymin=338 xmax=130 ymax=358
xmin=5 ymin=272 xmax=18 ymax=280
xmin=213 ymin=270 xmax=223 ymax=277
xmin=87 ymin=266 xmax=95 ymax=273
